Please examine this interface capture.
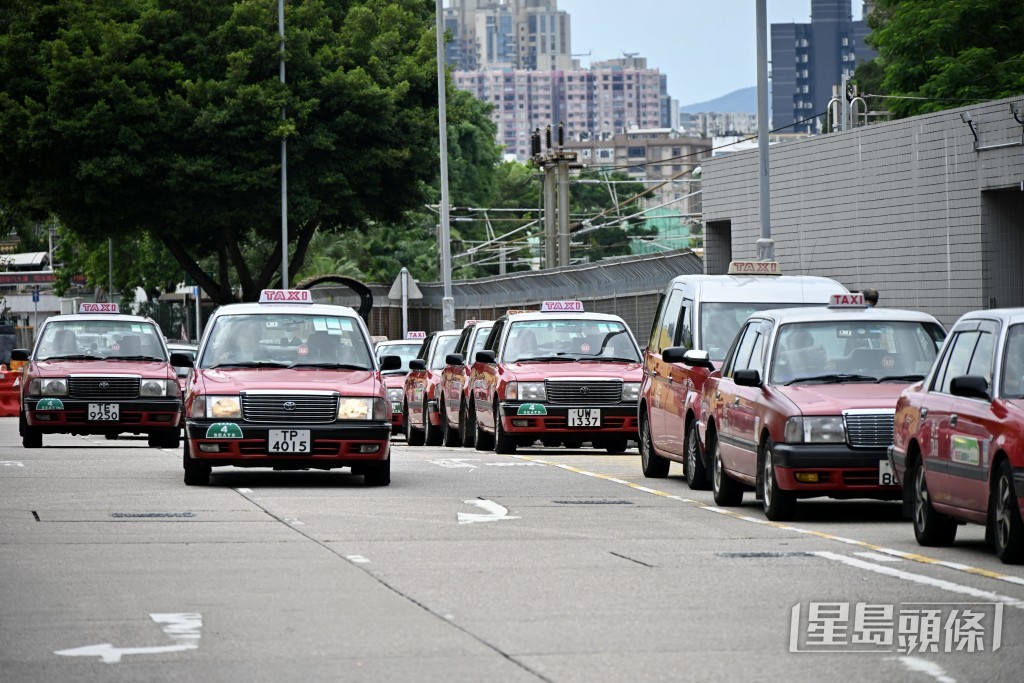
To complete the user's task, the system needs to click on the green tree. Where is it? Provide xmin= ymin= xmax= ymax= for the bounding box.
xmin=858 ymin=0 xmax=1024 ymax=118
xmin=0 ymin=0 xmax=440 ymax=304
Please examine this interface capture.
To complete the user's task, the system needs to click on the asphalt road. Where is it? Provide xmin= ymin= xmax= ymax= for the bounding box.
xmin=2 ymin=418 xmax=1022 ymax=682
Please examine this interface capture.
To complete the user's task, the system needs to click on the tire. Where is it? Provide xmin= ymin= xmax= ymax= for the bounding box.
xmin=104 ymin=433 xmax=119 ymax=441
xmin=604 ymin=437 xmax=628 ymax=454
xmin=911 ymin=458 xmax=957 ymax=546
xmin=992 ymin=460 xmax=1024 ymax=564
xmin=459 ymin=399 xmax=475 ymax=449
xmin=474 ymin=401 xmax=494 ymax=451
xmin=684 ymin=421 xmax=709 ymax=490
xmin=182 ymin=440 xmax=211 ymax=486
xmin=20 ymin=411 xmax=42 ymax=449
xmin=711 ymin=432 xmax=743 ymax=506
xmin=148 ymin=429 xmax=180 ymax=449
xmin=423 ymin=400 xmax=443 ymax=446
xmin=761 ymin=439 xmax=797 ymax=521
xmin=441 ymin=400 xmax=462 ymax=447
xmin=404 ymin=402 xmax=424 ymax=447
xmin=363 ymin=458 xmax=391 ymax=486
xmin=639 ymin=412 xmax=670 ymax=478
xmin=493 ymin=405 xmax=516 ymax=454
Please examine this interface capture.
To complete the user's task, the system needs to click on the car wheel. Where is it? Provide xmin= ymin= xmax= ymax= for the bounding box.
xmin=761 ymin=439 xmax=797 ymax=521
xmin=493 ymin=404 xmax=516 ymax=454
xmin=459 ymin=399 xmax=475 ymax=449
xmin=639 ymin=412 xmax=669 ymax=478
xmin=182 ymin=440 xmax=210 ymax=486
xmin=363 ymin=458 xmax=391 ymax=487
xmin=104 ymin=433 xmax=119 ymax=441
xmin=424 ymin=400 xmax=442 ymax=446
xmin=474 ymin=401 xmax=494 ymax=451
xmin=604 ymin=437 xmax=628 ymax=454
xmin=711 ymin=433 xmax=743 ymax=506
xmin=20 ymin=411 xmax=42 ymax=449
xmin=684 ymin=421 xmax=709 ymax=490
xmin=404 ymin=402 xmax=424 ymax=447
xmin=911 ymin=458 xmax=957 ymax=546
xmin=441 ymin=400 xmax=462 ymax=447
xmin=992 ymin=460 xmax=1024 ymax=564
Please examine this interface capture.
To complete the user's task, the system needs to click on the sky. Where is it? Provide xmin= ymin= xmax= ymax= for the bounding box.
xmin=557 ymin=0 xmax=864 ymax=105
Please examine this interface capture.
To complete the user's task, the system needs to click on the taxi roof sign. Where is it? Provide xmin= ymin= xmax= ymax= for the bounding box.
xmin=829 ymin=293 xmax=868 ymax=308
xmin=259 ymin=289 xmax=312 ymax=304
xmin=406 ymin=330 xmax=426 ymax=339
xmin=505 ymin=309 xmax=537 ymax=315
xmin=540 ymin=301 xmax=584 ymax=313
xmin=727 ymin=260 xmax=781 ymax=275
xmin=79 ymin=303 xmax=119 ymax=314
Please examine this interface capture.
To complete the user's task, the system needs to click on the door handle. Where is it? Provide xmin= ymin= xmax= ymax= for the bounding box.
xmin=920 ymin=408 xmax=928 ymax=419
xmin=733 ymin=397 xmax=741 ymax=406
xmin=949 ymin=414 xmax=958 ymax=427
xmin=715 ymin=391 xmax=721 ymax=400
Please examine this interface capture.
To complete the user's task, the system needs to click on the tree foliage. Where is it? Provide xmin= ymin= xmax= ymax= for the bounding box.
xmin=0 ymin=0 xmax=441 ymax=303
xmin=858 ymin=0 xmax=1024 ymax=118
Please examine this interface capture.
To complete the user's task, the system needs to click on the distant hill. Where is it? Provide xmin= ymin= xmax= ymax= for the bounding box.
xmin=680 ymin=87 xmax=757 ymax=114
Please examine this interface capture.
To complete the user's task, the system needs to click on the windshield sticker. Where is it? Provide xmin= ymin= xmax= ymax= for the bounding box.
xmin=517 ymin=403 xmax=547 ymax=416
xmin=325 ymin=318 xmax=340 ymax=330
xmin=313 ymin=319 xmax=327 ymax=331
xmin=951 ymin=435 xmax=980 ymax=467
xmin=35 ymin=398 xmax=64 ymax=411
xmin=206 ymin=423 xmax=243 ymax=439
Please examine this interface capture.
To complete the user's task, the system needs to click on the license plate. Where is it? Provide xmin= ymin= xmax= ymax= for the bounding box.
xmin=268 ymin=430 xmax=311 ymax=454
xmin=88 ymin=403 xmax=119 ymax=421
xmin=879 ymin=459 xmax=895 ymax=486
xmin=391 ymin=402 xmax=402 ymax=414
xmin=568 ymin=409 xmax=601 ymax=428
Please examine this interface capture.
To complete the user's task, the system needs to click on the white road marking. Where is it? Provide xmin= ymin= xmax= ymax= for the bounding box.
xmin=813 ymin=551 xmax=1024 ymax=610
xmin=428 ymin=458 xmax=480 ymax=469
xmin=484 ymin=462 xmax=544 ymax=467
xmin=854 ymin=551 xmax=903 ymax=562
xmin=0 ymin=461 xmax=25 ymax=467
xmin=236 ymin=488 xmax=253 ymax=494
xmin=55 ymin=612 xmax=202 ymax=664
xmin=346 ymin=555 xmax=370 ymax=564
xmin=892 ymin=656 xmax=958 ymax=683
xmin=284 ymin=518 xmax=304 ymax=526
xmin=457 ymin=499 xmax=520 ymax=525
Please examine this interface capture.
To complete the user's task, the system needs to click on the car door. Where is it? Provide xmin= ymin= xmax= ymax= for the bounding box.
xmin=645 ymin=288 xmax=683 ymax=451
xmin=728 ymin=320 xmax=771 ymax=480
xmin=718 ymin=321 xmax=758 ymax=473
xmin=661 ymin=290 xmax=693 ymax=455
xmin=444 ymin=327 xmax=472 ymax=426
xmin=474 ymin=321 xmax=504 ymax=431
xmin=408 ymin=334 xmax=435 ymax=428
xmin=947 ymin=320 xmax=999 ymax=515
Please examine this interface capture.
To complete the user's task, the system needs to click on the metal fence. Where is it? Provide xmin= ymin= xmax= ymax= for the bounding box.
xmin=309 ymin=249 xmax=703 ymax=341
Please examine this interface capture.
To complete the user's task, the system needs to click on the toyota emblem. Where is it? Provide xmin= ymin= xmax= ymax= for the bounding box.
xmin=98 ymin=381 xmax=110 ymax=389
xmin=283 ymin=401 xmax=296 ymax=411
xmin=579 ymin=386 xmax=590 ymax=395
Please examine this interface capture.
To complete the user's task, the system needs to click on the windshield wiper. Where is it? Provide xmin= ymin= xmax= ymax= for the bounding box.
xmin=39 ymin=354 xmax=103 ymax=361
xmin=786 ymin=373 xmax=877 ymax=385
xmin=511 ymin=356 xmax=574 ymax=363
xmin=877 ymin=374 xmax=925 ymax=383
xmin=207 ymin=361 xmax=290 ymax=369
xmin=288 ymin=362 xmax=370 ymax=371
xmin=578 ymin=356 xmax=640 ymax=363
xmin=109 ymin=355 xmax=166 ymax=362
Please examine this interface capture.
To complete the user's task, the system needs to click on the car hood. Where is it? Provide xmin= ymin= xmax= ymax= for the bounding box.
xmin=773 ymin=382 xmax=906 ymax=416
xmin=197 ymin=367 xmax=379 ymax=394
xmin=32 ymin=359 xmax=173 ymax=379
xmin=505 ymin=361 xmax=643 ymax=380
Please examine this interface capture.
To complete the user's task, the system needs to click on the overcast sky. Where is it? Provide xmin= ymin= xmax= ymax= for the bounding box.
xmin=557 ymin=0 xmax=864 ymax=105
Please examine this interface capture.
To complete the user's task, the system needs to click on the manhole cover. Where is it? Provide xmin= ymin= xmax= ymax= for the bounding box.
xmin=110 ymin=512 xmax=197 ymax=518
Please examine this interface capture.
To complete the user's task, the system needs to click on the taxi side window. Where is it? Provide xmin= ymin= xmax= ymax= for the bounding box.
xmin=416 ymin=335 xmax=433 ymax=362
xmin=486 ymin=321 xmax=505 ymax=353
xmin=653 ymin=289 xmax=685 ymax=354
xmin=746 ymin=321 xmax=772 ymax=376
xmin=965 ymin=327 xmax=996 ymax=389
xmin=934 ymin=331 xmax=979 ymax=394
xmin=648 ymin=293 xmax=667 ymax=351
xmin=453 ymin=327 xmax=472 ymax=356
xmin=678 ymin=299 xmax=694 ymax=350
xmin=723 ymin=323 xmax=756 ymax=377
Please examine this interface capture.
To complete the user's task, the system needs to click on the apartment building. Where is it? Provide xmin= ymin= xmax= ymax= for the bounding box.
xmin=443 ymin=0 xmax=573 ymax=72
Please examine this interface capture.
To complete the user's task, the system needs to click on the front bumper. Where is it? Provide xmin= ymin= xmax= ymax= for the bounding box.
xmin=24 ymin=397 xmax=181 ymax=432
xmin=185 ymin=419 xmax=390 ymax=466
xmin=498 ymin=402 xmax=638 ymax=437
xmin=771 ymin=443 xmax=899 ymax=497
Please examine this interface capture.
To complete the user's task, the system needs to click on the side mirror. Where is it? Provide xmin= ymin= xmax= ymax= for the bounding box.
xmin=169 ymin=352 xmax=194 ymax=368
xmin=379 ymin=354 xmax=402 ymax=372
xmin=408 ymin=359 xmax=427 ymax=372
xmin=662 ymin=346 xmax=687 ymax=363
xmin=949 ymin=375 xmax=990 ymax=401
xmin=11 ymin=349 xmax=29 ymax=362
xmin=445 ymin=353 xmax=465 ymax=366
xmin=475 ymin=350 xmax=496 ymax=364
xmin=733 ymin=369 xmax=762 ymax=387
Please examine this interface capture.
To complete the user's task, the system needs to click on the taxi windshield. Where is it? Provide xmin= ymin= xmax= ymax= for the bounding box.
xmin=770 ymin=320 xmax=946 ymax=385
xmin=199 ymin=313 xmax=371 ymax=370
xmin=701 ymin=302 xmax=817 ymax=359
xmin=36 ymin=320 xmax=166 ymax=361
xmin=502 ymin=319 xmax=640 ymax=363
xmin=429 ymin=334 xmax=461 ymax=370
xmin=375 ymin=342 xmax=421 ymax=373
xmin=1001 ymin=324 xmax=1024 ymax=399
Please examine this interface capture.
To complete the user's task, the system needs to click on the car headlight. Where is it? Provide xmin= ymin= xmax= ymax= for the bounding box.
xmin=141 ymin=379 xmax=179 ymax=397
xmin=785 ymin=416 xmax=846 ymax=444
xmin=189 ymin=395 xmax=207 ymax=419
xmin=387 ymin=388 xmax=404 ymax=403
xmin=506 ymin=381 xmax=545 ymax=401
xmin=337 ymin=397 xmax=388 ymax=420
xmin=622 ymin=382 xmax=641 ymax=402
xmin=207 ymin=395 xmax=241 ymax=419
xmin=30 ymin=378 xmax=68 ymax=396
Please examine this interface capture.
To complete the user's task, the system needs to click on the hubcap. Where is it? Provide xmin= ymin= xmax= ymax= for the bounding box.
xmin=640 ymin=418 xmax=651 ymax=467
xmin=686 ymin=431 xmax=697 ymax=478
xmin=763 ymin=450 xmax=773 ymax=507
xmin=713 ymin=442 xmax=722 ymax=492
xmin=914 ymin=465 xmax=928 ymax=530
xmin=996 ymin=476 xmax=1011 ymax=548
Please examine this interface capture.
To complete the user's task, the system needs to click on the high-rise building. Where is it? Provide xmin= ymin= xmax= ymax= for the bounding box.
xmin=770 ymin=0 xmax=876 ymax=133
xmin=443 ymin=0 xmax=573 ymax=72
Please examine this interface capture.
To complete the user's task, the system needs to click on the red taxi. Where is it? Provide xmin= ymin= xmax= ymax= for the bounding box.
xmin=180 ymin=290 xmax=398 ymax=486
xmin=374 ymin=338 xmax=425 ymax=436
xmin=699 ymin=294 xmax=945 ymax=520
xmin=402 ymin=329 xmax=461 ymax=446
xmin=890 ymin=308 xmax=1024 ymax=563
xmin=469 ymin=301 xmax=643 ymax=454
xmin=13 ymin=304 xmax=188 ymax=448
xmin=438 ymin=320 xmax=494 ymax=447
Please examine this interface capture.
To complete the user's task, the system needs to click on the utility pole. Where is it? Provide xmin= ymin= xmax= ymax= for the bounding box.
xmin=755 ymin=0 xmax=774 ymax=262
xmin=279 ymin=0 xmax=289 ymax=289
xmin=108 ymin=238 xmax=114 ymax=302
xmin=435 ymin=0 xmax=455 ymax=330
xmin=532 ymin=123 xmax=578 ymax=269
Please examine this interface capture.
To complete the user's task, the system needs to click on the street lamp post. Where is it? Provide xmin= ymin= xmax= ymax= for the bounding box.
xmin=278 ymin=0 xmax=289 ymax=289
xmin=435 ymin=0 xmax=454 ymax=330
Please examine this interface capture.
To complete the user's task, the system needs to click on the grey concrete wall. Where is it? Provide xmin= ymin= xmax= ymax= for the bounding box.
xmin=703 ymin=96 xmax=1024 ymax=326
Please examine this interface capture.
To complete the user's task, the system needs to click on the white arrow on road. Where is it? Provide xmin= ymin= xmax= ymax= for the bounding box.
xmin=458 ymin=499 xmax=520 ymax=525
xmin=55 ymin=613 xmax=202 ymax=664
xmin=0 ymin=461 xmax=25 ymax=467
xmin=429 ymin=458 xmax=480 ymax=469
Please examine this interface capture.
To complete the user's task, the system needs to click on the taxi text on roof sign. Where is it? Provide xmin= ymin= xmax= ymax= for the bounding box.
xmin=79 ymin=303 xmax=119 ymax=314
xmin=539 ymin=301 xmax=584 ymax=312
xmin=259 ymin=289 xmax=312 ymax=304
xmin=829 ymin=292 xmax=867 ymax=308
xmin=406 ymin=330 xmax=426 ymax=339
xmin=727 ymin=260 xmax=782 ymax=275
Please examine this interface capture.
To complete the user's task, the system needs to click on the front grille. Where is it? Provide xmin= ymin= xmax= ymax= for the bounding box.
xmin=545 ymin=380 xmax=622 ymax=405
xmin=68 ymin=376 xmax=140 ymax=400
xmin=844 ymin=412 xmax=895 ymax=448
xmin=241 ymin=393 xmax=339 ymax=424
